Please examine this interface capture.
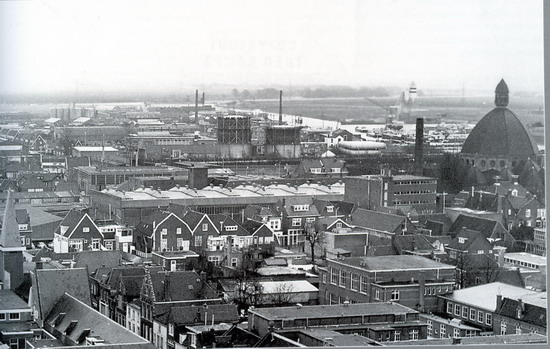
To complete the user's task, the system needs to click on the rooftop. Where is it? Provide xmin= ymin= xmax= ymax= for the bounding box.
xmin=0 ymin=289 xmax=29 ymax=310
xmin=249 ymin=302 xmax=417 ymax=320
xmin=333 ymin=255 xmax=455 ymax=272
xmin=504 ymin=252 xmax=547 ymax=266
xmin=440 ymin=282 xmax=545 ymax=311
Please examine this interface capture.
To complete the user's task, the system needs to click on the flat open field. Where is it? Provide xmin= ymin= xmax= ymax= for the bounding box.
xmin=234 ymin=95 xmax=544 ymax=126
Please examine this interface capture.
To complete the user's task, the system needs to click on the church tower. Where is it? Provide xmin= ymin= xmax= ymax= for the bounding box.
xmin=0 ymin=191 xmax=25 ymax=290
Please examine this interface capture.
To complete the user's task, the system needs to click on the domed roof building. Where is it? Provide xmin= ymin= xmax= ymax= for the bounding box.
xmin=461 ymin=79 xmax=540 ymax=173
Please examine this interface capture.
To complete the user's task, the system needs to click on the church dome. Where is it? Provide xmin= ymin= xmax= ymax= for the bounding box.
xmin=461 ymin=80 xmax=538 ymax=159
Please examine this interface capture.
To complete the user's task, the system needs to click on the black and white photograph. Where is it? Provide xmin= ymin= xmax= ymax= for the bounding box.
xmin=0 ymin=0 xmax=547 ymax=348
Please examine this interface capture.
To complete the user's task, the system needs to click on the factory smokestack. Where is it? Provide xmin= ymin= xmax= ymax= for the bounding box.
xmin=195 ymin=89 xmax=199 ymax=123
xmin=202 ymin=92 xmax=205 ymax=106
xmin=279 ymin=90 xmax=283 ymax=125
xmin=414 ymin=117 xmax=424 ymax=176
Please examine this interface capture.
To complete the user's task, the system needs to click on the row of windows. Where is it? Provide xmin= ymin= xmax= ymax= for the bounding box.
xmin=394 ymin=180 xmax=437 ymax=185
xmin=392 ymin=200 xmax=436 ymax=205
xmin=393 ymin=190 xmax=434 ymax=195
xmin=0 ymin=312 xmax=20 ymax=321
xmin=292 ymin=217 xmax=316 ymax=226
xmin=447 ymin=302 xmax=492 ymax=326
xmin=327 ymin=268 xmax=369 ymax=295
xmin=503 ymin=258 xmax=541 ymax=269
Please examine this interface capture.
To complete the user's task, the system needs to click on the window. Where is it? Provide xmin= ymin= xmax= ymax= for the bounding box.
xmin=322 ymin=273 xmax=327 ymax=284
xmin=440 ymin=324 xmax=446 ymax=338
xmin=515 ymin=324 xmax=522 ymax=335
xmin=470 ymin=309 xmax=476 ymax=321
xmin=360 ymin=276 xmax=368 ymax=294
xmin=427 ymin=320 xmax=433 ymax=336
xmin=455 ymin=304 xmax=460 ymax=316
xmin=486 ymin=313 xmax=492 ymax=326
xmin=161 ymin=228 xmax=167 ymax=235
xmin=394 ymin=331 xmax=401 ymax=341
xmin=208 ymin=256 xmax=220 ymax=266
xmin=339 ymin=270 xmax=348 ymax=287
xmin=202 ymin=223 xmax=208 ymax=231
xmin=83 ymin=227 xmax=90 ymax=233
xmin=453 ymin=328 xmax=460 ymax=338
xmin=409 ymin=330 xmax=418 ymax=341
xmin=391 ymin=290 xmax=400 ymax=301
xmin=327 ymin=206 xmax=334 ymax=213
xmin=195 ymin=235 xmax=202 ymax=246
xmin=225 ymin=225 xmax=238 ymax=232
xmin=168 ymin=323 xmax=174 ymax=336
xmin=176 ymin=228 xmax=182 ymax=235
xmin=231 ymin=258 xmax=238 ymax=267
xmin=92 ymin=239 xmax=101 ymax=250
xmin=478 ymin=311 xmax=484 ymax=323
xmin=525 ymin=209 xmax=531 ymax=218
xmin=447 ymin=302 xmax=453 ymax=314
xmin=458 ymin=237 xmax=467 ymax=244
xmin=462 ymin=306 xmax=468 ymax=318
xmin=375 ymin=289 xmax=380 ymax=300
xmin=330 ymin=268 xmax=338 ymax=284
xmin=292 ymin=218 xmax=302 ymax=227
xmin=0 ymin=313 xmax=5 ymax=321
xmin=177 ymin=238 xmax=183 ymax=248
xmin=351 ymin=273 xmax=359 ymax=291
xmin=477 ymin=250 xmax=484 ymax=254
xmin=9 ymin=312 xmax=19 ymax=320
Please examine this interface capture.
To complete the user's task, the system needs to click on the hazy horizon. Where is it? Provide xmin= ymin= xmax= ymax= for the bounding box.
xmin=1 ymin=0 xmax=544 ymax=96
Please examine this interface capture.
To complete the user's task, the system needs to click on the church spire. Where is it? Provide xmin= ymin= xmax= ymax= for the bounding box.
xmin=494 ymin=78 xmax=509 ymax=107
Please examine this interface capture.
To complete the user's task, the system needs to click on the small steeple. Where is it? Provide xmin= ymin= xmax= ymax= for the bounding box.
xmin=494 ymin=78 xmax=509 ymax=107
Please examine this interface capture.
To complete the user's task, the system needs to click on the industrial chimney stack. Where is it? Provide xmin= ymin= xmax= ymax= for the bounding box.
xmin=195 ymin=89 xmax=199 ymax=123
xmin=414 ymin=117 xmax=424 ymax=176
xmin=279 ymin=90 xmax=283 ymax=125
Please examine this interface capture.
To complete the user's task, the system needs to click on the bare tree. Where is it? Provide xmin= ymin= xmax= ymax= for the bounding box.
xmin=268 ymin=282 xmax=296 ymax=306
xmin=305 ymin=222 xmax=324 ymax=263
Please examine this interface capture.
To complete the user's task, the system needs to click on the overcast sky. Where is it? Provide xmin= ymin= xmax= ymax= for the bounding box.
xmin=0 ymin=0 xmax=543 ymax=95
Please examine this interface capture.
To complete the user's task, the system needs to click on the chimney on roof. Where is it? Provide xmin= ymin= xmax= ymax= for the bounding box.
xmin=496 ymin=294 xmax=503 ymax=310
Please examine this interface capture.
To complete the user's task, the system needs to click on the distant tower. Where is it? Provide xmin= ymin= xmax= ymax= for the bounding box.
xmin=408 ymin=81 xmax=417 ymax=103
xmin=494 ymin=78 xmax=509 ymax=107
xmin=0 ymin=191 xmax=25 ymax=291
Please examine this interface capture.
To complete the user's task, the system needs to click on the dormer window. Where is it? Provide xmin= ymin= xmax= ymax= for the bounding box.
xmin=511 ymin=189 xmax=518 ymax=196
xmin=326 ymin=206 xmax=334 ymax=213
xmin=293 ymin=205 xmax=309 ymax=212
xmin=310 ymin=168 xmax=322 ymax=174
xmin=458 ymin=237 xmax=467 ymax=244
xmin=225 ymin=226 xmax=238 ymax=232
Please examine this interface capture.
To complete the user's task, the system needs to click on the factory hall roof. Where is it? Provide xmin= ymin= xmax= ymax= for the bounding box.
xmin=332 ymin=255 xmax=454 ymax=272
xmin=250 ymin=302 xmax=417 ymax=320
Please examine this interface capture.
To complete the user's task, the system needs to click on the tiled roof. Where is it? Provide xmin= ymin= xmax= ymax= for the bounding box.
xmin=496 ymin=297 xmax=547 ymax=327
xmin=0 ymin=289 xmax=29 ymax=310
xmin=163 ymin=304 xmax=239 ymax=325
xmin=449 ymin=214 xmax=503 ymax=239
xmin=34 ymin=268 xmax=91 ymax=321
xmin=0 ymin=191 xmax=22 ymax=248
xmin=209 ymin=214 xmax=249 ymax=236
xmin=45 ymin=293 xmax=152 ymax=347
xmin=150 ymin=270 xmax=218 ymax=302
xmin=351 ymin=208 xmax=415 ymax=234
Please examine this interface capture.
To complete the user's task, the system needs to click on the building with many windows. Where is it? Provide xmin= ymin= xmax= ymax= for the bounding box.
xmin=319 ymin=255 xmax=455 ymax=312
xmin=437 ymin=282 xmax=544 ymax=334
xmin=345 ymin=171 xmax=438 ymax=213
xmin=248 ymin=302 xmax=428 ymax=343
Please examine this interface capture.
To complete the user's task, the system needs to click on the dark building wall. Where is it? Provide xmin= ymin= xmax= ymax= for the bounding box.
xmin=0 ymin=250 xmax=24 ymax=291
xmin=345 ymin=176 xmax=383 ymax=210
